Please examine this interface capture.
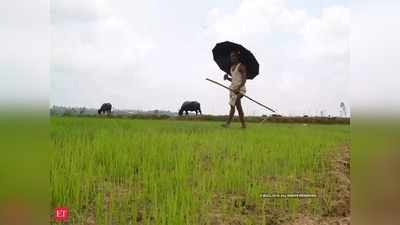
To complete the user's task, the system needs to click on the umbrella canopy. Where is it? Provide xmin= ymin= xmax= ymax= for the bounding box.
xmin=212 ymin=41 xmax=259 ymax=80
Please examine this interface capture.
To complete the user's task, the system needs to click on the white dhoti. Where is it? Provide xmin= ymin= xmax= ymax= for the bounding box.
xmin=228 ymin=62 xmax=246 ymax=107
xmin=229 ymin=85 xmax=246 ymax=107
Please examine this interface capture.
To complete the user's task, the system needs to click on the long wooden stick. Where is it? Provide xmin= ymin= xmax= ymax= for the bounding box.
xmin=206 ymin=78 xmax=276 ymax=113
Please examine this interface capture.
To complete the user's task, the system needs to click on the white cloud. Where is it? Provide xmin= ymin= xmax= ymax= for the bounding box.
xmin=300 ymin=6 xmax=349 ymax=60
xmin=207 ymin=0 xmax=349 ymax=60
xmin=51 ymin=0 xmax=110 ymax=24
xmin=50 ymin=0 xmax=350 ymax=116
xmin=52 ymin=17 xmax=154 ymax=71
xmin=207 ymin=0 xmax=290 ymax=39
xmin=205 ymin=0 xmax=350 ymax=116
xmin=51 ymin=0 xmax=156 ymax=108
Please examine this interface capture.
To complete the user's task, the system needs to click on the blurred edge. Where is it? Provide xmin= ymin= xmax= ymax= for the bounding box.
xmin=0 ymin=0 xmax=49 ymax=224
xmin=352 ymin=115 xmax=400 ymax=225
xmin=0 ymin=107 xmax=49 ymax=225
xmin=351 ymin=1 xmax=400 ymax=225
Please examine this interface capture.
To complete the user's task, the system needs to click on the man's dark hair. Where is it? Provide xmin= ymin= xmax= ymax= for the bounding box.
xmin=233 ymin=49 xmax=241 ymax=55
xmin=232 ymin=49 xmax=242 ymax=62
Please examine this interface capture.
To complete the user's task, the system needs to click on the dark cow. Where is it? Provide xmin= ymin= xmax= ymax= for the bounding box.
xmin=178 ymin=101 xmax=202 ymax=116
xmin=98 ymin=103 xmax=112 ymax=115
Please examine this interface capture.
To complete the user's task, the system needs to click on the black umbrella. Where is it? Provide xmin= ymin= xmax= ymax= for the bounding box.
xmin=212 ymin=41 xmax=259 ymax=80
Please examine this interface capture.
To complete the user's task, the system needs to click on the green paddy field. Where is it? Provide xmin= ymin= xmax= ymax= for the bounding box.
xmin=50 ymin=117 xmax=350 ymax=225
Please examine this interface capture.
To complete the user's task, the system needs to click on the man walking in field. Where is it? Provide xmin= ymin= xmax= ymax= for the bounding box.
xmin=222 ymin=50 xmax=247 ymax=128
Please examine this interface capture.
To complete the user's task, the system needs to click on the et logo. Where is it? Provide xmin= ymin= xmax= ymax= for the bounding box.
xmin=54 ymin=207 xmax=69 ymax=222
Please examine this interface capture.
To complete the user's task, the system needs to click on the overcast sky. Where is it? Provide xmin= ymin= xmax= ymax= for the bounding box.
xmin=49 ymin=0 xmax=351 ymax=116
xmin=0 ymin=0 xmax=48 ymax=108
xmin=351 ymin=0 xmax=400 ymax=115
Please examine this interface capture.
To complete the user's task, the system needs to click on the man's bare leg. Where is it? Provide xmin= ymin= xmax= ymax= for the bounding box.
xmin=236 ymin=98 xmax=246 ymax=128
xmin=223 ymin=105 xmax=235 ymax=127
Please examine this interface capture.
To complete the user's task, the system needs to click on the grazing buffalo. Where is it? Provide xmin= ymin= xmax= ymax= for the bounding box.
xmin=178 ymin=101 xmax=202 ymax=116
xmin=98 ymin=103 xmax=112 ymax=115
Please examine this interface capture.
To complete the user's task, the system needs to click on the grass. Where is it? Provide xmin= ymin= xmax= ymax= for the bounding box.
xmin=50 ymin=116 xmax=350 ymax=225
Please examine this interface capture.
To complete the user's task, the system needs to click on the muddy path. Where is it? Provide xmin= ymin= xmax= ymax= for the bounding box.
xmin=205 ymin=144 xmax=351 ymax=225
xmin=287 ymin=144 xmax=350 ymax=225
